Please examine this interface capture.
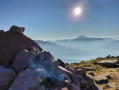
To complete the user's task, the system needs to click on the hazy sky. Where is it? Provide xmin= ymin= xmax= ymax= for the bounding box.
xmin=0 ymin=0 xmax=119 ymax=40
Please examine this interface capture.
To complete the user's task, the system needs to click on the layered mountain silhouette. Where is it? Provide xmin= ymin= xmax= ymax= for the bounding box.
xmin=55 ymin=35 xmax=113 ymax=42
xmin=35 ymin=36 xmax=119 ymax=63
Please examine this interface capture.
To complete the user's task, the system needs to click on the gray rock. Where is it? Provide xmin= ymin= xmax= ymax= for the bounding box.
xmin=0 ymin=66 xmax=16 ymax=88
xmin=76 ymin=69 xmax=86 ymax=76
xmin=71 ymin=75 xmax=80 ymax=88
xmin=57 ymin=74 xmax=71 ymax=83
xmin=88 ymin=72 xmax=94 ymax=76
xmin=37 ymin=85 xmax=45 ymax=90
xmin=29 ymin=51 xmax=55 ymax=75
xmin=55 ymin=59 xmax=66 ymax=67
xmin=9 ymin=25 xmax=25 ymax=33
xmin=103 ymin=85 xmax=111 ymax=89
xmin=98 ymin=59 xmax=118 ymax=67
xmin=9 ymin=69 xmax=45 ymax=90
xmin=11 ymin=49 xmax=36 ymax=73
xmin=26 ymin=46 xmax=40 ymax=54
xmin=68 ymin=67 xmax=76 ymax=75
xmin=76 ymin=74 xmax=85 ymax=87
xmin=29 ymin=85 xmax=45 ymax=90
xmin=54 ymin=66 xmax=74 ymax=77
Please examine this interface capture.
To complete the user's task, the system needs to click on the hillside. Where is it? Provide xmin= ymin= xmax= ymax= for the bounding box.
xmin=70 ymin=56 xmax=119 ymax=90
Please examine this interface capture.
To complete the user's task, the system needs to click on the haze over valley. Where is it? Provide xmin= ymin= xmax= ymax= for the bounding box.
xmin=35 ymin=36 xmax=119 ymax=63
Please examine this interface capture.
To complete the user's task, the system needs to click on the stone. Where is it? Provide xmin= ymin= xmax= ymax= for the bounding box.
xmin=61 ymin=87 xmax=69 ymax=90
xmin=9 ymin=25 xmax=25 ymax=33
xmin=76 ymin=75 xmax=85 ymax=87
xmin=68 ymin=67 xmax=76 ymax=75
xmin=26 ymin=46 xmax=40 ymax=54
xmin=86 ymin=75 xmax=94 ymax=82
xmin=9 ymin=69 xmax=45 ymax=90
xmin=103 ymin=85 xmax=111 ymax=89
xmin=107 ymin=82 xmax=115 ymax=88
xmin=98 ymin=59 xmax=118 ymax=68
xmin=76 ymin=69 xmax=86 ymax=76
xmin=0 ymin=66 xmax=16 ymax=88
xmin=11 ymin=49 xmax=36 ymax=73
xmin=56 ymin=59 xmax=66 ymax=67
xmin=88 ymin=72 xmax=94 ymax=76
xmin=37 ymin=85 xmax=45 ymax=90
xmin=0 ymin=26 xmax=42 ymax=65
xmin=54 ymin=66 xmax=74 ymax=77
xmin=0 ymin=30 xmax=4 ymax=33
xmin=95 ymin=76 xmax=108 ymax=84
xmin=48 ymin=87 xmax=69 ymax=90
xmin=106 ymin=75 xmax=112 ymax=79
xmin=71 ymin=75 xmax=80 ymax=88
xmin=57 ymin=74 xmax=71 ymax=83
xmin=55 ymin=80 xmax=80 ymax=90
xmin=0 ymin=87 xmax=9 ymax=90
xmin=35 ymin=68 xmax=47 ymax=80
xmin=29 ymin=51 xmax=55 ymax=76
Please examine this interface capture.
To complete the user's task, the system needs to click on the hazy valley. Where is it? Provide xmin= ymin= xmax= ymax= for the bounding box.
xmin=35 ymin=36 xmax=119 ymax=63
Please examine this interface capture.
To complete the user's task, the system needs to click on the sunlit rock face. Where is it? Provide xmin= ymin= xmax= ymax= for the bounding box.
xmin=0 ymin=26 xmax=42 ymax=65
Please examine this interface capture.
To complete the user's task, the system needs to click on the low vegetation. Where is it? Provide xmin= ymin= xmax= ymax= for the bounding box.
xmin=70 ymin=56 xmax=119 ymax=90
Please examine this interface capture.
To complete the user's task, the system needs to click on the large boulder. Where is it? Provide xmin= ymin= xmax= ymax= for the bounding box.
xmin=0 ymin=26 xmax=42 ymax=65
xmin=0 ymin=66 xmax=16 ymax=89
xmin=9 ymin=69 xmax=46 ymax=90
xmin=11 ymin=49 xmax=37 ymax=73
xmin=29 ymin=51 xmax=56 ymax=76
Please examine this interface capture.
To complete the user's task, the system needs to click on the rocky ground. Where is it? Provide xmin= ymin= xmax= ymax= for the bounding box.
xmin=0 ymin=26 xmax=99 ymax=90
xmin=70 ymin=56 xmax=119 ymax=90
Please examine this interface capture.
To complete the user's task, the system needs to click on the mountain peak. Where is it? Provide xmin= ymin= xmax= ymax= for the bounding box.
xmin=77 ymin=35 xmax=86 ymax=38
xmin=77 ymin=35 xmax=87 ymax=38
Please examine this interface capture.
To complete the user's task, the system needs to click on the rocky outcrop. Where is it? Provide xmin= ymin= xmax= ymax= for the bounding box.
xmin=9 ymin=50 xmax=99 ymax=90
xmin=9 ymin=25 xmax=25 ymax=33
xmin=0 ymin=26 xmax=99 ymax=90
xmin=0 ymin=26 xmax=42 ymax=65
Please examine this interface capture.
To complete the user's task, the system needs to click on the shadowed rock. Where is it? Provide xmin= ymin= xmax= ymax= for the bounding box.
xmin=0 ymin=26 xmax=42 ymax=65
xmin=0 ymin=66 xmax=16 ymax=89
xmin=9 ymin=25 xmax=25 ymax=33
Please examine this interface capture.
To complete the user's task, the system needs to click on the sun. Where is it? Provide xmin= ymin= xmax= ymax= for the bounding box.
xmin=74 ymin=7 xmax=82 ymax=16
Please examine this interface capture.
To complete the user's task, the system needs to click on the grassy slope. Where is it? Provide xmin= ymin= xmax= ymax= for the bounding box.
xmin=70 ymin=57 xmax=119 ymax=90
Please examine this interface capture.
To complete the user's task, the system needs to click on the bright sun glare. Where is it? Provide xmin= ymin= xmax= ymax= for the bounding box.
xmin=74 ymin=7 xmax=82 ymax=16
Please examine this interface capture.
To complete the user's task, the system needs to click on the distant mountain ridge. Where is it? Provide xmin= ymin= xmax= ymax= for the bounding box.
xmin=55 ymin=35 xmax=113 ymax=42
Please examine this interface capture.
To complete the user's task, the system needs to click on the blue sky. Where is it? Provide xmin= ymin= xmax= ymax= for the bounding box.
xmin=0 ymin=0 xmax=119 ymax=40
